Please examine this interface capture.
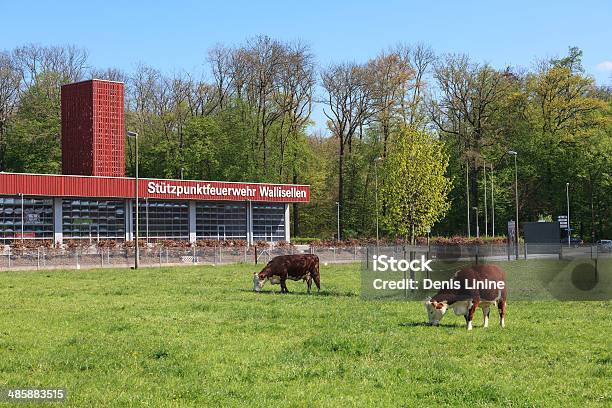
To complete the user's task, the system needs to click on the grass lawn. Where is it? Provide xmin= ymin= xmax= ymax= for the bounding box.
xmin=0 ymin=263 xmax=610 ymax=407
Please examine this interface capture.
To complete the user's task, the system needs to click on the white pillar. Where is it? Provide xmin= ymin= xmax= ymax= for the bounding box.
xmin=284 ymin=203 xmax=290 ymax=243
xmin=189 ymin=201 xmax=197 ymax=244
xmin=53 ymin=198 xmax=63 ymax=246
xmin=247 ymin=201 xmax=253 ymax=245
xmin=125 ymin=199 xmax=133 ymax=241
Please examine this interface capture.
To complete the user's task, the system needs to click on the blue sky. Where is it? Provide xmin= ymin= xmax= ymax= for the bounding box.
xmin=2 ymin=0 xmax=611 ymax=130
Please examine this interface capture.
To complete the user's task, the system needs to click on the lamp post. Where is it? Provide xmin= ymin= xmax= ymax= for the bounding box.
xmin=19 ymin=193 xmax=24 ymax=241
xmin=473 ymin=207 xmax=480 ymax=238
xmin=335 ymin=202 xmax=340 ymax=241
xmin=483 ymin=160 xmax=488 ymax=237
xmin=508 ymin=151 xmax=519 ymax=259
xmin=466 ymin=162 xmax=471 ymax=238
xmin=127 ymin=131 xmax=139 ymax=269
xmin=374 ymin=157 xmax=383 ymax=252
xmin=490 ymin=163 xmax=495 ymax=236
xmin=566 ymin=182 xmax=570 ymax=248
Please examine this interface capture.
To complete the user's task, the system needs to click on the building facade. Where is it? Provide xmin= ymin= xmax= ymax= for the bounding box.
xmin=0 ymin=79 xmax=310 ymax=245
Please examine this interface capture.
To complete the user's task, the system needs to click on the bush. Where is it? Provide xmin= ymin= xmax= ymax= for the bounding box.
xmin=291 ymin=237 xmax=320 ymax=245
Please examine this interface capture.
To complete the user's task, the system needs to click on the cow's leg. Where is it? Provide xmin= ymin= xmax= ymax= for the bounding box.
xmin=306 ymin=276 xmax=312 ymax=294
xmin=280 ymin=278 xmax=289 ymax=293
xmin=313 ymin=272 xmax=321 ymax=292
xmin=498 ymin=299 xmax=506 ymax=328
xmin=482 ymin=306 xmax=490 ymax=328
xmin=466 ymin=299 xmax=479 ymax=330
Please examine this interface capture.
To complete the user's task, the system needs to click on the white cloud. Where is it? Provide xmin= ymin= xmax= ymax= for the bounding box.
xmin=596 ymin=61 xmax=612 ymax=72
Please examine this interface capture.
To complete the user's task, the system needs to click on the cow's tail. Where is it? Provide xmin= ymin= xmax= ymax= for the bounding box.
xmin=313 ymin=256 xmax=321 ymax=291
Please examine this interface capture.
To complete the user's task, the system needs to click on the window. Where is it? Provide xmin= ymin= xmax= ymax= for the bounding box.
xmin=62 ymin=199 xmax=125 ymax=239
xmin=133 ymin=200 xmax=189 ymax=240
xmin=196 ymin=201 xmax=247 ymax=240
xmin=0 ymin=196 xmax=54 ymax=240
xmin=252 ymin=203 xmax=285 ymax=242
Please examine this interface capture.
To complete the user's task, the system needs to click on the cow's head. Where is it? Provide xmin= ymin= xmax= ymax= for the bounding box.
xmin=252 ymin=272 xmax=266 ymax=292
xmin=424 ymin=297 xmax=448 ymax=326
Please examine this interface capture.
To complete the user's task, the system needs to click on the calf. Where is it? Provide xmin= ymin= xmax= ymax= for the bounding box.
xmin=253 ymin=254 xmax=320 ymax=293
xmin=424 ymin=264 xmax=506 ymax=330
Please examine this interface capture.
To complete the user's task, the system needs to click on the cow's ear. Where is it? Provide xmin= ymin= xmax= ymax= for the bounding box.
xmin=435 ymin=302 xmax=445 ymax=310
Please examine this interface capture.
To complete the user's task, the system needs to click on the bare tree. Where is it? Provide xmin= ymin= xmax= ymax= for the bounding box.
xmin=322 ymin=62 xmax=376 ymax=237
xmin=397 ymin=43 xmax=435 ymax=126
xmin=366 ymin=50 xmax=414 ymax=157
xmin=208 ymin=44 xmax=235 ymax=111
xmin=89 ymin=67 xmax=127 ymax=83
xmin=273 ymin=41 xmax=315 ymax=178
xmin=430 ymin=54 xmax=508 ymax=227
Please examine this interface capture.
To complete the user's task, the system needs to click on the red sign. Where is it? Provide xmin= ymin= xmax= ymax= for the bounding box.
xmin=15 ymin=232 xmax=36 ymax=238
xmin=0 ymin=173 xmax=310 ymax=203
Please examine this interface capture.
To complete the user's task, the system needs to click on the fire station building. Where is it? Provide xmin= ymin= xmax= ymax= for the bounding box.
xmin=0 ymin=79 xmax=310 ymax=244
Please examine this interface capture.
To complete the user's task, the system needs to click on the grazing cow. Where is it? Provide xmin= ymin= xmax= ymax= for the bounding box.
xmin=424 ymin=264 xmax=507 ymax=330
xmin=253 ymin=254 xmax=320 ymax=293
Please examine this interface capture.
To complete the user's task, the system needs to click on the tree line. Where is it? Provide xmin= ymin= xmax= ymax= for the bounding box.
xmin=0 ymin=40 xmax=610 ymax=241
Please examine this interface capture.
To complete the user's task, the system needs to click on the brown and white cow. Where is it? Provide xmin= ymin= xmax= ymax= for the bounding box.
xmin=424 ymin=264 xmax=507 ymax=330
xmin=253 ymin=254 xmax=321 ymax=293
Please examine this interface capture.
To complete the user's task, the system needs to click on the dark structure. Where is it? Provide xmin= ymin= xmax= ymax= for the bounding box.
xmin=61 ymin=79 xmax=125 ymax=177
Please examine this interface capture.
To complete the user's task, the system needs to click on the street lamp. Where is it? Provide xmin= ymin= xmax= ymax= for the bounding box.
xmin=483 ymin=160 xmax=488 ymax=237
xmin=472 ymin=207 xmax=480 ymax=238
xmin=335 ymin=202 xmax=340 ymax=241
xmin=466 ymin=163 xmax=471 ymax=238
xmin=127 ymin=131 xmax=140 ymax=269
xmin=566 ymin=182 xmax=570 ymax=248
xmin=490 ymin=163 xmax=495 ymax=237
xmin=19 ymin=193 xmax=24 ymax=241
xmin=374 ymin=157 xmax=383 ymax=252
xmin=508 ymin=150 xmax=519 ymax=259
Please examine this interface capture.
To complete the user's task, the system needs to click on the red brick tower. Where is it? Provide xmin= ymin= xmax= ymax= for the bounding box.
xmin=61 ymin=79 xmax=125 ymax=177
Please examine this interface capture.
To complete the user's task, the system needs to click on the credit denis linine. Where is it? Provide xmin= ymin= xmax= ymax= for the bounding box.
xmin=372 ymin=278 xmax=505 ymax=290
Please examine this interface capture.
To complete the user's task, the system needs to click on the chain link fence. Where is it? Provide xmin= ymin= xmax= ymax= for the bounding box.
xmin=0 ymin=243 xmax=609 ymax=271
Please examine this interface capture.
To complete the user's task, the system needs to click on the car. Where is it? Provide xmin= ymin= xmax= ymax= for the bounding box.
xmin=597 ymin=239 xmax=612 ymax=253
xmin=560 ymin=237 xmax=583 ymax=247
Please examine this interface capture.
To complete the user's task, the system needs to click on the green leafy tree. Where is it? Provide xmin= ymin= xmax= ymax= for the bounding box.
xmin=4 ymin=74 xmax=61 ymax=173
xmin=381 ymin=126 xmax=451 ymax=242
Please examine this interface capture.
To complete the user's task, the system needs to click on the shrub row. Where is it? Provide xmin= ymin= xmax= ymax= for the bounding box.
xmin=6 ymin=236 xmax=509 ymax=250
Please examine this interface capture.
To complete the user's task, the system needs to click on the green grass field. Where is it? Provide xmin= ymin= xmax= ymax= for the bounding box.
xmin=0 ymin=263 xmax=610 ymax=407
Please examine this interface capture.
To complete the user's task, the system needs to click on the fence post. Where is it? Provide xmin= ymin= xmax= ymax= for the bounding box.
xmin=76 ymin=248 xmax=80 ymax=269
xmin=333 ymin=247 xmax=336 ymax=262
xmin=159 ymin=248 xmax=162 ymax=267
xmin=354 ymin=245 xmax=357 ymax=261
xmin=8 ymin=247 xmax=11 ymax=269
xmin=193 ymin=245 xmax=196 ymax=264
xmin=37 ymin=248 xmax=40 ymax=270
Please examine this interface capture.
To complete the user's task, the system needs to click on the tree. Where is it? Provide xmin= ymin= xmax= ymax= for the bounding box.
xmin=0 ymin=51 xmax=21 ymax=170
xmin=381 ymin=126 xmax=451 ymax=242
xmin=430 ymin=55 xmax=510 ymax=235
xmin=321 ymin=62 xmax=376 ymax=238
